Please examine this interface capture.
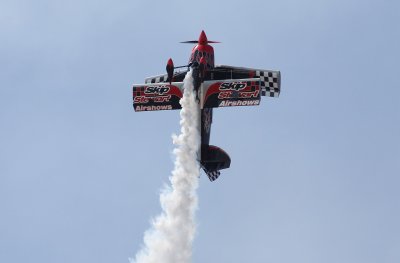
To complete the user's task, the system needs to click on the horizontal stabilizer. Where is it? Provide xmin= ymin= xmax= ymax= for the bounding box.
xmin=201 ymin=145 xmax=231 ymax=181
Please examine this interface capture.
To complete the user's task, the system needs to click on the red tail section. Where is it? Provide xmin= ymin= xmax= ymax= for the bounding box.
xmin=201 ymin=145 xmax=231 ymax=181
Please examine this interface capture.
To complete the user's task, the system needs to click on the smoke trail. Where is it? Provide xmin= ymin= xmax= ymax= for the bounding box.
xmin=132 ymin=70 xmax=200 ymax=263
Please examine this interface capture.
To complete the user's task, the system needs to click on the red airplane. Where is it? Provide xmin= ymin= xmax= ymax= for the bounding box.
xmin=132 ymin=31 xmax=281 ymax=181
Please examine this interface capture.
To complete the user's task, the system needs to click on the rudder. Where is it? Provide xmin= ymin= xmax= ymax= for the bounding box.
xmin=201 ymin=145 xmax=231 ymax=181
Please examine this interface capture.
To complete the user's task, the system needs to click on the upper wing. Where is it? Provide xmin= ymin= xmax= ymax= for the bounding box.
xmin=208 ymin=65 xmax=281 ymax=98
xmin=145 ymin=70 xmax=188 ymax=84
xmin=143 ymin=66 xmax=281 ymax=97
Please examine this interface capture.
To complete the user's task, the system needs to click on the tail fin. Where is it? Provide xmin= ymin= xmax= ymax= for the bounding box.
xmin=204 ymin=170 xmax=220 ymax=182
xmin=201 ymin=145 xmax=231 ymax=182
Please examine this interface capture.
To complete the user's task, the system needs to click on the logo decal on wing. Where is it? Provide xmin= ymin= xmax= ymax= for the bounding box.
xmin=134 ymin=95 xmax=172 ymax=104
xmin=219 ymin=82 xmax=247 ymax=91
xmin=144 ymin=86 xmax=170 ymax=95
xmin=217 ymin=90 xmax=259 ymax=100
xmin=218 ymin=100 xmax=260 ymax=107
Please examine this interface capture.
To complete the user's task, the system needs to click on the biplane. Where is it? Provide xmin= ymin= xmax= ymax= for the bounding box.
xmin=132 ymin=31 xmax=281 ymax=181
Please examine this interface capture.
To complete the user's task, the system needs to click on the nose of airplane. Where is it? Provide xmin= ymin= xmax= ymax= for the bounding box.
xmin=180 ymin=31 xmax=219 ymax=44
xmin=198 ymin=30 xmax=208 ymax=45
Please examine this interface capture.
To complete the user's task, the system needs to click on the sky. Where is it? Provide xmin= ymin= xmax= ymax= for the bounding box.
xmin=1 ymin=0 xmax=399 ymax=262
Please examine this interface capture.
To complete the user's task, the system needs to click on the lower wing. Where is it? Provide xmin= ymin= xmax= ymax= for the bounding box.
xmin=132 ymin=78 xmax=262 ymax=111
xmin=132 ymin=65 xmax=281 ymax=111
xmin=132 ymin=82 xmax=184 ymax=112
xmin=211 ymin=65 xmax=281 ymax=98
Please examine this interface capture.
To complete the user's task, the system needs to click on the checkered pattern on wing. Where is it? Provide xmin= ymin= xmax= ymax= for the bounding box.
xmin=133 ymin=86 xmax=144 ymax=97
xmin=255 ymin=70 xmax=280 ymax=97
xmin=145 ymin=74 xmax=168 ymax=84
xmin=206 ymin=170 xmax=220 ymax=182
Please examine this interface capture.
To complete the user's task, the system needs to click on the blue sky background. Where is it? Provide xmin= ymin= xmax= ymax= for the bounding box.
xmin=1 ymin=0 xmax=399 ymax=262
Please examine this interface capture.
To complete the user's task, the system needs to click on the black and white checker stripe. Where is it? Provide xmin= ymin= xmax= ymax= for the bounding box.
xmin=255 ymin=70 xmax=280 ymax=97
xmin=206 ymin=170 xmax=220 ymax=182
xmin=145 ymin=74 xmax=168 ymax=84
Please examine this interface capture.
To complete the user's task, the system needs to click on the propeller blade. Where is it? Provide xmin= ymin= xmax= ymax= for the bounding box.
xmin=180 ymin=41 xmax=198 ymax=44
xmin=180 ymin=40 xmax=220 ymax=44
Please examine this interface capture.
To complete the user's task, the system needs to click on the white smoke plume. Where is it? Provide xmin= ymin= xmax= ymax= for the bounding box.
xmin=131 ymin=70 xmax=201 ymax=263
